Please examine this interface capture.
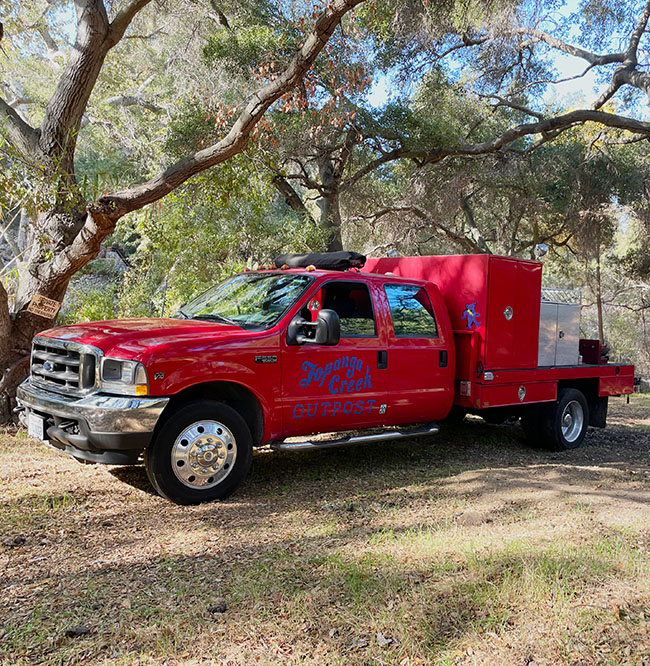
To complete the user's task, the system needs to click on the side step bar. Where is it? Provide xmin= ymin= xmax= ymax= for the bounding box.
xmin=270 ymin=423 xmax=439 ymax=452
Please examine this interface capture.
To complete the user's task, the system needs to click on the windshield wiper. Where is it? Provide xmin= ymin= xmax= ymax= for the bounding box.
xmin=192 ymin=314 xmax=239 ymax=326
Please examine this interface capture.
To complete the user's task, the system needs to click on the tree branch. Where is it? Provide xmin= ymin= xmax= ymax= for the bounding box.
xmin=104 ymin=94 xmax=163 ymax=112
xmin=38 ymin=0 xmax=154 ymax=165
xmin=107 ymin=0 xmax=155 ymax=46
xmin=0 ymin=97 xmax=41 ymax=160
xmin=350 ymin=205 xmax=485 ymax=253
xmin=97 ymin=0 xmax=365 ymax=218
xmin=459 ymin=193 xmax=492 ymax=253
xmin=626 ymin=0 xmax=650 ymax=64
xmin=272 ymin=174 xmax=316 ymax=224
xmin=508 ymin=27 xmax=625 ymax=67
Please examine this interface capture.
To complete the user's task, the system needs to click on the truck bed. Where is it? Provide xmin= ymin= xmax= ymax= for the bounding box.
xmin=455 ymin=360 xmax=634 ymax=410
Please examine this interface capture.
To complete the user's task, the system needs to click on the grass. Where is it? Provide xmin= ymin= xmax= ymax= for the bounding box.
xmin=1 ymin=395 xmax=650 ymax=665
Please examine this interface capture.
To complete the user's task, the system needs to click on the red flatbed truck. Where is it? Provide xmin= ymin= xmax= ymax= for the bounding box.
xmin=16 ymin=252 xmax=634 ymax=504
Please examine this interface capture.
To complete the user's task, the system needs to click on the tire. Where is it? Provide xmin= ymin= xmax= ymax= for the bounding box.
xmin=540 ymin=388 xmax=589 ymax=451
xmin=145 ymin=400 xmax=253 ymax=505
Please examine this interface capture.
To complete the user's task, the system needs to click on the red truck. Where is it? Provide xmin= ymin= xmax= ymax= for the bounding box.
xmin=16 ymin=252 xmax=634 ymax=504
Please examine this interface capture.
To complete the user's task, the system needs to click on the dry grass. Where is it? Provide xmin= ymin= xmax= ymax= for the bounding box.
xmin=1 ymin=395 xmax=650 ymax=666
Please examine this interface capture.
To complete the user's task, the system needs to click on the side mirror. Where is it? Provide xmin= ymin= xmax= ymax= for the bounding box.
xmin=287 ymin=309 xmax=340 ymax=346
xmin=314 ymin=309 xmax=340 ymax=345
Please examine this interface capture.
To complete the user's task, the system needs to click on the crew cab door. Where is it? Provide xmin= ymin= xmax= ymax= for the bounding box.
xmin=380 ymin=282 xmax=454 ymax=424
xmin=281 ymin=280 xmax=389 ymax=437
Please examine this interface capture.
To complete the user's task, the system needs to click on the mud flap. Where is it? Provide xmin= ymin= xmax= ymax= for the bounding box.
xmin=588 ymin=396 xmax=608 ymax=428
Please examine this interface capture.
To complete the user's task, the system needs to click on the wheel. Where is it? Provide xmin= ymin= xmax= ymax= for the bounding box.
xmin=540 ymin=388 xmax=589 ymax=451
xmin=145 ymin=400 xmax=253 ymax=504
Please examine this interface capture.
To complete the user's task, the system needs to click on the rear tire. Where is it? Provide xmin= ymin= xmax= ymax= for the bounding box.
xmin=540 ymin=388 xmax=589 ymax=451
xmin=145 ymin=400 xmax=253 ymax=505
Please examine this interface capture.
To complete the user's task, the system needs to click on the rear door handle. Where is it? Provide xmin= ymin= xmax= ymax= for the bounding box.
xmin=377 ymin=350 xmax=388 ymax=369
xmin=439 ymin=350 xmax=448 ymax=368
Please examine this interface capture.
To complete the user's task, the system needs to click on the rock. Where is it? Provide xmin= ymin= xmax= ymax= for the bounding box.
xmin=65 ymin=625 xmax=90 ymax=638
xmin=350 ymin=637 xmax=369 ymax=649
xmin=2 ymin=535 xmax=26 ymax=548
xmin=207 ymin=599 xmax=227 ymax=614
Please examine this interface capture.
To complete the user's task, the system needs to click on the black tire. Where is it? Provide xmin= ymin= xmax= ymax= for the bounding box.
xmin=145 ymin=400 xmax=253 ymax=505
xmin=540 ymin=388 xmax=589 ymax=451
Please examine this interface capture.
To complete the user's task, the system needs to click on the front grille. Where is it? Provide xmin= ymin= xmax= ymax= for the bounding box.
xmin=31 ymin=337 xmax=99 ymax=395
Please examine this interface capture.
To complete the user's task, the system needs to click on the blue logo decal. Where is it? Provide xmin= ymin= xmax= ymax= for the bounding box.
xmin=462 ymin=302 xmax=481 ymax=329
xmin=293 ymin=355 xmax=375 ymax=419
xmin=43 ymin=361 xmax=54 ymax=372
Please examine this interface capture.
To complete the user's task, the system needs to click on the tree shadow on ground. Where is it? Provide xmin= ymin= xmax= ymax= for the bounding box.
xmin=106 ymin=413 xmax=650 ymax=511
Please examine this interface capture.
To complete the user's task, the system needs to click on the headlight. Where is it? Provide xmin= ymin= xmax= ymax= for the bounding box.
xmin=100 ymin=358 xmax=148 ymax=396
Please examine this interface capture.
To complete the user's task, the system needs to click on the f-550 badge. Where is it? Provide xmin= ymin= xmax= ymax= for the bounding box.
xmin=255 ymin=355 xmax=278 ymax=364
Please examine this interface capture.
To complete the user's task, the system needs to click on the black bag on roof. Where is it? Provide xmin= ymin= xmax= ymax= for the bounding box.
xmin=274 ymin=251 xmax=366 ymax=271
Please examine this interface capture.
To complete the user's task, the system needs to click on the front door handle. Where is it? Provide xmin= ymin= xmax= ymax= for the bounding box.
xmin=377 ymin=350 xmax=388 ymax=369
xmin=439 ymin=350 xmax=448 ymax=368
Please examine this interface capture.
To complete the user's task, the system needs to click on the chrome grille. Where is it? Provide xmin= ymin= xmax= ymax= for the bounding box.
xmin=31 ymin=337 xmax=100 ymax=395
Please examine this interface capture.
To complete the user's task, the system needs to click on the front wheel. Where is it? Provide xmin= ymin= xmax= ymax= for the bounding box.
xmin=145 ymin=400 xmax=253 ymax=504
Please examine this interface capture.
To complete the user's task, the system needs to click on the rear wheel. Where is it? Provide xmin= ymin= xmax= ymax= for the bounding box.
xmin=542 ymin=388 xmax=589 ymax=451
xmin=145 ymin=400 xmax=253 ymax=504
xmin=521 ymin=389 xmax=589 ymax=451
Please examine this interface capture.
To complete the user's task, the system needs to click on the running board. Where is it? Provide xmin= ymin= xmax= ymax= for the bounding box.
xmin=270 ymin=423 xmax=439 ymax=452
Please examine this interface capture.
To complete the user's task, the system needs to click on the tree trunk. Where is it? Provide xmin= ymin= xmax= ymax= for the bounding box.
xmin=317 ymin=157 xmax=344 ymax=252
xmin=0 ymin=207 xmax=112 ymax=419
xmin=595 ymin=242 xmax=605 ymax=345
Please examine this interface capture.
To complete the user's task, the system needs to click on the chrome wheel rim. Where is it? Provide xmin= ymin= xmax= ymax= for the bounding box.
xmin=171 ymin=420 xmax=237 ymax=489
xmin=561 ymin=400 xmax=584 ymax=443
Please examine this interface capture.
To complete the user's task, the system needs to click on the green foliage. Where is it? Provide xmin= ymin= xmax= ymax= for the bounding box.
xmin=116 ymin=163 xmax=327 ymax=318
xmin=59 ymin=281 xmax=119 ymax=325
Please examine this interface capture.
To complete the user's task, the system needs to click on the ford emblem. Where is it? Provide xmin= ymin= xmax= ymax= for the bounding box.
xmin=43 ymin=361 xmax=54 ymax=372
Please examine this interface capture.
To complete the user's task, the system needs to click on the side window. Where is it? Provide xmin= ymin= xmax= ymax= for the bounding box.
xmin=321 ymin=281 xmax=376 ymax=337
xmin=384 ymin=284 xmax=438 ymax=338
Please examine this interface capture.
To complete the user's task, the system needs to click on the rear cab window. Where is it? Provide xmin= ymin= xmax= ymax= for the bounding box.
xmin=384 ymin=283 xmax=438 ymax=338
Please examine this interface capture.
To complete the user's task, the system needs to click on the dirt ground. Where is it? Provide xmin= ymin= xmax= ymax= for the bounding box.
xmin=1 ymin=395 xmax=649 ymax=666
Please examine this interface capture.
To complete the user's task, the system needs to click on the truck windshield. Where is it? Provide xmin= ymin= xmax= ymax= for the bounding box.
xmin=179 ymin=273 xmax=313 ymax=329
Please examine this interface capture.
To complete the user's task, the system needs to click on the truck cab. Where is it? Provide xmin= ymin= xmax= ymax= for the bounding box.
xmin=17 ymin=260 xmax=455 ymax=504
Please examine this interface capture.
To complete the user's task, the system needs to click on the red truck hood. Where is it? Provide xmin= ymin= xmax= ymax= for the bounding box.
xmin=38 ymin=318 xmax=255 ymax=359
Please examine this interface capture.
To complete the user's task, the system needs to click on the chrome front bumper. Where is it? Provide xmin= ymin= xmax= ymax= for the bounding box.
xmin=16 ymin=378 xmax=170 ymax=464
